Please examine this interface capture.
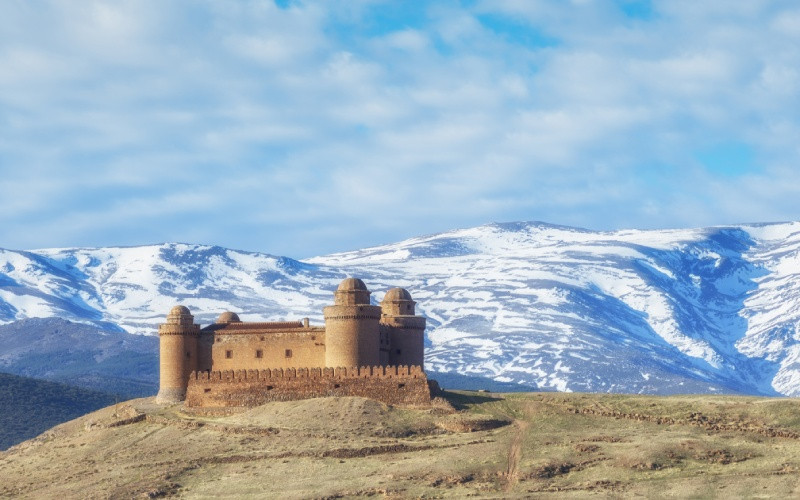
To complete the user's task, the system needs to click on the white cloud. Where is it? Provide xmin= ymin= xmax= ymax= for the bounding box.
xmin=0 ymin=0 xmax=799 ymax=257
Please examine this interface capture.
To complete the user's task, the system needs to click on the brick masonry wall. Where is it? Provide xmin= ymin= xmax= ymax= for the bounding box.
xmin=207 ymin=330 xmax=326 ymax=372
xmin=185 ymin=365 xmax=433 ymax=408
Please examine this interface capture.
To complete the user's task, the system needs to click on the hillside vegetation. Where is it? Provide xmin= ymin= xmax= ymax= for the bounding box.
xmin=0 ymin=318 xmax=158 ymax=397
xmin=2 ymin=391 xmax=800 ymax=498
xmin=0 ymin=372 xmax=118 ymax=450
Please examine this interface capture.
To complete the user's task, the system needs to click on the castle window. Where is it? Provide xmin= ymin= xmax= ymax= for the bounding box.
xmin=225 ymin=350 xmax=233 ymax=359
xmin=255 ymin=349 xmax=263 ymax=359
xmin=186 ymin=351 xmax=191 ymax=358
xmin=285 ymin=349 xmax=293 ymax=358
xmin=203 ymin=388 xmax=211 ymax=393
xmin=396 ymin=349 xmax=402 ymax=355
xmin=398 ymin=383 xmax=406 ymax=388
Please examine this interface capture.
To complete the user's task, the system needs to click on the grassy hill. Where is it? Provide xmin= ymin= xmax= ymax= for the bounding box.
xmin=0 ymin=372 xmax=118 ymax=450
xmin=2 ymin=391 xmax=800 ymax=498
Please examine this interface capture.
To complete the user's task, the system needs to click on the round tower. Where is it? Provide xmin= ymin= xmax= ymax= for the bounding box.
xmin=323 ymin=278 xmax=382 ymax=368
xmin=381 ymin=288 xmax=426 ymax=368
xmin=156 ymin=305 xmax=200 ymax=403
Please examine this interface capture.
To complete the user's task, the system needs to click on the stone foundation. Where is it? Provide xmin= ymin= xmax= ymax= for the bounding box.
xmin=155 ymin=387 xmax=187 ymax=404
xmin=185 ymin=365 xmax=434 ymax=408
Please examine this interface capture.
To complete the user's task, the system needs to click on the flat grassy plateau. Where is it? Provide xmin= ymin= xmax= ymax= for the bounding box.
xmin=2 ymin=391 xmax=800 ymax=498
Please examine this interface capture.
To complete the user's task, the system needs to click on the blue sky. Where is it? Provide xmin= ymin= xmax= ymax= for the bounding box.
xmin=1 ymin=0 xmax=799 ymax=258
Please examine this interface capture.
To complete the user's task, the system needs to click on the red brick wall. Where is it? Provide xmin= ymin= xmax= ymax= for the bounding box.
xmin=185 ymin=365 xmax=432 ymax=407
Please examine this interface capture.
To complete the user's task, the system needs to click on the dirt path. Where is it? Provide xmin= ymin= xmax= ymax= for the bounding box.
xmin=552 ymin=402 xmax=800 ymax=440
xmin=505 ymin=419 xmax=529 ymax=492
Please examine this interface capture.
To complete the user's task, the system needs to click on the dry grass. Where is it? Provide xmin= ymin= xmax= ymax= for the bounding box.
xmin=2 ymin=392 xmax=800 ymax=498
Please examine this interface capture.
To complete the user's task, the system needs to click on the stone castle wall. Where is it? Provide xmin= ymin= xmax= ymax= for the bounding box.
xmin=323 ymin=304 xmax=382 ymax=368
xmin=156 ymin=320 xmax=199 ymax=403
xmin=205 ymin=329 xmax=326 ymax=372
xmin=185 ymin=365 xmax=432 ymax=408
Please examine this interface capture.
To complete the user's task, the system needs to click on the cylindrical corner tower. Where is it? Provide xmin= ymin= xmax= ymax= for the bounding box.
xmin=156 ymin=305 xmax=200 ymax=403
xmin=381 ymin=288 xmax=426 ymax=369
xmin=323 ymin=278 xmax=382 ymax=368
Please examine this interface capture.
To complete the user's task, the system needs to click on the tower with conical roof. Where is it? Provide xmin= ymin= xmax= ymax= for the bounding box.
xmin=381 ymin=288 xmax=426 ymax=368
xmin=156 ymin=305 xmax=200 ymax=403
xmin=323 ymin=278 xmax=382 ymax=368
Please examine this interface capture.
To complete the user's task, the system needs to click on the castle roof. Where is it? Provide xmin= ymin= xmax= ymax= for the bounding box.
xmin=382 ymin=287 xmax=412 ymax=302
xmin=170 ymin=305 xmax=191 ymax=316
xmin=201 ymin=320 xmax=321 ymax=334
xmin=165 ymin=305 xmax=195 ymax=325
xmin=337 ymin=277 xmax=368 ymax=292
xmin=216 ymin=311 xmax=241 ymax=323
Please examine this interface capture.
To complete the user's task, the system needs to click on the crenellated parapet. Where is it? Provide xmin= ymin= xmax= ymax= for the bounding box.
xmin=190 ymin=364 xmax=425 ymax=383
xmin=185 ymin=364 xmax=433 ymax=407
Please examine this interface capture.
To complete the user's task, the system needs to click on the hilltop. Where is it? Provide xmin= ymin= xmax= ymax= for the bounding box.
xmin=2 ymin=392 xmax=800 ymax=498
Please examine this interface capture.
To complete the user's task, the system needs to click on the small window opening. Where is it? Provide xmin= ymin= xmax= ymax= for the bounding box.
xmin=285 ymin=349 xmax=293 ymax=358
xmin=260 ymin=336 xmax=265 ymax=341
xmin=203 ymin=388 xmax=211 ymax=393
xmin=255 ymin=349 xmax=263 ymax=359
xmin=334 ymin=384 xmax=341 ymax=389
xmin=396 ymin=349 xmax=402 ymax=355
xmin=186 ymin=351 xmax=191 ymax=358
xmin=225 ymin=350 xmax=233 ymax=359
xmin=266 ymin=385 xmax=274 ymax=391
xmin=398 ymin=383 xmax=406 ymax=389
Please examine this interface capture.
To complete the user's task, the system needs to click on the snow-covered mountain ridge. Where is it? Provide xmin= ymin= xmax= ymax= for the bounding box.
xmin=2 ymin=221 xmax=800 ymax=396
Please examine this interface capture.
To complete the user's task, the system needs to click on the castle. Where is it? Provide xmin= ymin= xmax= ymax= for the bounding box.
xmin=156 ymin=278 xmax=435 ymax=407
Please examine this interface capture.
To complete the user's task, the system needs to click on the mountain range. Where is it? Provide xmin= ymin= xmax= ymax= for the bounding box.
xmin=1 ymin=221 xmax=799 ymax=396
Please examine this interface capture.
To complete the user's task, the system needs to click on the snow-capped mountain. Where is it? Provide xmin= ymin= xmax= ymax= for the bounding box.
xmin=1 ymin=221 xmax=799 ymax=396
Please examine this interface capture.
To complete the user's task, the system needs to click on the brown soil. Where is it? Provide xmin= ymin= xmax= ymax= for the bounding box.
xmin=3 ymin=392 xmax=800 ymax=498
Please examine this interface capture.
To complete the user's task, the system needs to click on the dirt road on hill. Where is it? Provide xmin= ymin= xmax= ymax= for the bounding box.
xmin=505 ymin=419 xmax=529 ymax=491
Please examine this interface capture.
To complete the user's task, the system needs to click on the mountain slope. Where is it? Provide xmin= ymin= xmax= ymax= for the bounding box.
xmin=1 ymin=221 xmax=799 ymax=396
xmin=0 ymin=318 xmax=158 ymax=397
xmin=309 ymin=222 xmax=800 ymax=396
xmin=0 ymin=372 xmax=118 ymax=450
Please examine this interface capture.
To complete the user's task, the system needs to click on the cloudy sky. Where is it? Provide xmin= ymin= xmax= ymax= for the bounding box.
xmin=1 ymin=1 xmax=799 ymax=257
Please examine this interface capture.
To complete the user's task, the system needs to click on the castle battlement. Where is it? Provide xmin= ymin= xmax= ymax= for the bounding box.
xmin=191 ymin=365 xmax=425 ymax=383
xmin=185 ymin=364 xmax=433 ymax=408
xmin=156 ymin=278 xmax=431 ymax=407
